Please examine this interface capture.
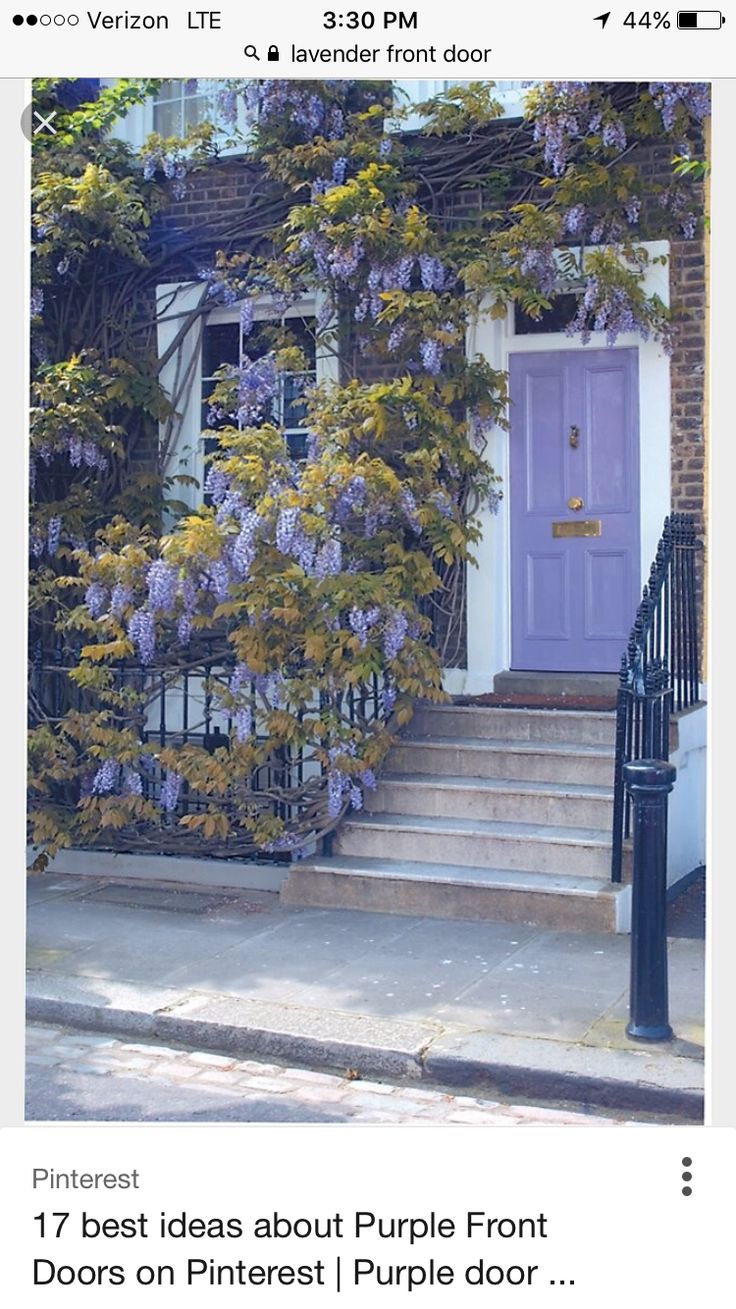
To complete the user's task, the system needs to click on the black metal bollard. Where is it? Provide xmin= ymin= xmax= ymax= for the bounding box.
xmin=623 ymin=758 xmax=677 ymax=1042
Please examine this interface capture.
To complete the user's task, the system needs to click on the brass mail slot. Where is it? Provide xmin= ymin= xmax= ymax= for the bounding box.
xmin=552 ymin=519 xmax=602 ymax=538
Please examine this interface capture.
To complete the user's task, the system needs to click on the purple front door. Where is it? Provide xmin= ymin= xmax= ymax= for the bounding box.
xmin=510 ymin=348 xmax=640 ymax=673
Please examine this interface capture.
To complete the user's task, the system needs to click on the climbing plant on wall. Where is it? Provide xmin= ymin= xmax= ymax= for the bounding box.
xmin=28 ymin=78 xmax=709 ymax=865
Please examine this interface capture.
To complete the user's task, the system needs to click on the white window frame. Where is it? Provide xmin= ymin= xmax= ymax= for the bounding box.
xmin=105 ymin=78 xmax=537 ymax=152
xmin=390 ymin=79 xmax=538 ymax=132
xmin=156 ymin=283 xmax=336 ymax=511
xmin=101 ymin=78 xmax=254 ymax=156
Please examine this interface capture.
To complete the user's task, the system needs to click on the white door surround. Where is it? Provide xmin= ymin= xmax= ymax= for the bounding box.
xmin=452 ymin=240 xmax=672 ymax=697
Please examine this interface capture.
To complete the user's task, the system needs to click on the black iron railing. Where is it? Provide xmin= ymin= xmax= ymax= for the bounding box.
xmin=611 ymin=513 xmax=701 ymax=882
xmin=29 ymin=639 xmax=387 ymax=862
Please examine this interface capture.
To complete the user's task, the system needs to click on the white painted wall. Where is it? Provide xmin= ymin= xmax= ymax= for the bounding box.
xmin=668 ymin=704 xmax=708 ymax=888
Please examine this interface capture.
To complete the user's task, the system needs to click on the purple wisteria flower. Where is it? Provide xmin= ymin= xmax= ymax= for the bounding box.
xmin=624 ymin=196 xmax=641 ymax=225
xmin=92 ymin=759 xmax=120 ymax=794
xmin=334 ymin=475 xmax=366 ymax=524
xmin=82 ymin=440 xmax=107 ymax=472
xmin=383 ymin=609 xmax=409 ymax=660
xmin=240 ymin=298 xmax=254 ymax=336
xmin=419 ymin=254 xmax=446 ymax=291
xmin=329 ymin=240 xmax=364 ymax=282
xmin=387 ymin=322 xmax=407 ymax=352
xmin=123 ymin=766 xmax=143 ymax=796
xmin=399 ymin=485 xmax=421 ymax=533
xmin=314 ymin=538 xmax=342 ymax=579
xmin=276 ymin=506 xmax=301 ymax=555
xmin=564 ymin=204 xmax=586 ymax=235
xmin=207 ymin=559 xmax=232 ymax=603
xmin=232 ymin=510 xmax=261 ymax=579
xmin=602 ymin=119 xmax=627 ymax=152
xmin=327 ymin=769 xmax=347 ymax=818
xmin=160 ymin=771 xmax=182 ymax=813
xmin=204 ymin=466 xmax=230 ymax=505
xmin=147 ymin=560 xmax=179 ymax=614
xmin=235 ymin=706 xmax=252 ymax=743
xmin=109 ymin=582 xmax=133 ymax=619
xmin=230 ymin=662 xmax=253 ymax=694
xmin=128 ymin=608 xmax=156 ymax=665
xmin=216 ymin=85 xmax=239 ymax=129
xmin=430 ymin=488 xmax=456 ymax=519
xmin=47 ymin=517 xmax=62 ymax=556
xmin=532 ymin=81 xmax=598 ymax=175
xmin=649 ymin=82 xmax=710 ymax=131
xmin=420 ymin=338 xmax=444 ymax=376
xmin=349 ymin=605 xmax=381 ymax=648
xmin=520 ymin=244 xmax=557 ymax=295
xmin=237 ymin=355 xmax=279 ymax=424
xmin=85 ymin=581 xmax=109 ymax=618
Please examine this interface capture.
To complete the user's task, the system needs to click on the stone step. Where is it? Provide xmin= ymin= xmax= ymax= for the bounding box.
xmin=334 ymin=812 xmax=625 ymax=880
xmin=367 ymin=773 xmax=614 ymax=829
xmin=493 ymin=670 xmax=620 ymax=698
xmin=407 ymin=703 xmax=617 ymax=747
xmin=281 ymin=856 xmax=626 ymax=932
xmin=389 ymin=736 xmax=615 ymax=787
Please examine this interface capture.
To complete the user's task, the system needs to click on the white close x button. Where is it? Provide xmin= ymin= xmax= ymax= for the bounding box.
xmin=33 ymin=110 xmax=57 ymax=136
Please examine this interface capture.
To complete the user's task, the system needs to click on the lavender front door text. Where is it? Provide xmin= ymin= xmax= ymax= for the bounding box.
xmin=510 ymin=348 xmax=640 ymax=673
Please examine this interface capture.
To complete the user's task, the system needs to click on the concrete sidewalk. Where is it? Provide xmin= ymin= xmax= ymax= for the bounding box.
xmin=26 ymin=873 xmax=705 ymax=1120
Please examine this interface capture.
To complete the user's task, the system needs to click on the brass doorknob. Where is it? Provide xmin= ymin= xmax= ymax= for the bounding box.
xmin=568 ymin=496 xmax=584 ymax=511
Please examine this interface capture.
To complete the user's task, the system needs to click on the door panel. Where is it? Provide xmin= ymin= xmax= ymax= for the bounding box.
xmin=584 ymin=549 xmax=629 ymax=640
xmin=526 ymin=552 xmax=570 ymax=640
xmin=510 ymin=349 xmax=640 ymax=672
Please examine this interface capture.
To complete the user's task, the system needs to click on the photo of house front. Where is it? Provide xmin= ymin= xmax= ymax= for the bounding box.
xmin=26 ymin=78 xmax=708 ymax=1124
xmin=113 ymin=79 xmax=707 ymax=934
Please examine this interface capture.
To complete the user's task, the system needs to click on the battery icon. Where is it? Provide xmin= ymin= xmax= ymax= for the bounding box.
xmin=677 ymin=10 xmax=725 ymax=26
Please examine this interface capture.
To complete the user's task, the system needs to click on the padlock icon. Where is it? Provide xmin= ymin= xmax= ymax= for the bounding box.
xmin=267 ymin=44 xmax=280 ymax=61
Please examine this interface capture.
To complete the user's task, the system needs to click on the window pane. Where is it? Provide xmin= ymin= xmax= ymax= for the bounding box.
xmin=183 ymin=95 xmax=213 ymax=130
xmin=202 ymin=322 xmax=240 ymax=376
xmin=286 ymin=432 xmax=308 ymax=461
xmin=286 ymin=317 xmax=317 ymax=367
xmin=514 ymin=294 xmax=578 ymax=335
xmin=153 ymin=98 xmax=181 ymax=137
xmin=157 ymin=80 xmax=181 ymax=102
xmin=283 ymin=375 xmax=310 ymax=429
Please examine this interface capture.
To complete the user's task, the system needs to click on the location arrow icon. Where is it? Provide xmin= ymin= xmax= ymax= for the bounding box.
xmin=594 ymin=11 xmax=611 ymax=26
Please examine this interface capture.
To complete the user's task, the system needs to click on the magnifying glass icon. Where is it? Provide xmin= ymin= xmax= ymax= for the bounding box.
xmin=243 ymin=44 xmax=260 ymax=59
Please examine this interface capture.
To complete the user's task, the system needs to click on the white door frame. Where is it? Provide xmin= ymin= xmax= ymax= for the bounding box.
xmin=451 ymin=240 xmax=672 ymax=696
